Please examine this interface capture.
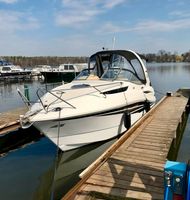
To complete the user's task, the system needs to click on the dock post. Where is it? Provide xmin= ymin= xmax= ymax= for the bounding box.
xmin=186 ymin=97 xmax=190 ymax=114
xmin=24 ymin=85 xmax=30 ymax=101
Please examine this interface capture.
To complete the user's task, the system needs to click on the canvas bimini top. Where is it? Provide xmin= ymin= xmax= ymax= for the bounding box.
xmin=90 ymin=50 xmax=147 ymax=61
xmin=80 ymin=49 xmax=148 ymax=84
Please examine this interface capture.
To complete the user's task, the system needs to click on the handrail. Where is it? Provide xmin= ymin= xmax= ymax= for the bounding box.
xmin=47 ymin=90 xmax=76 ymax=109
xmin=91 ymin=85 xmax=106 ymax=97
xmin=35 ymin=81 xmax=123 ymax=112
xmin=17 ymin=88 xmax=31 ymax=109
xmin=52 ymin=81 xmax=122 ymax=93
xmin=92 ymin=81 xmax=123 ymax=97
xmin=36 ymin=88 xmax=76 ymax=112
xmin=40 ymin=82 xmax=123 ymax=109
xmin=36 ymin=88 xmax=47 ymax=111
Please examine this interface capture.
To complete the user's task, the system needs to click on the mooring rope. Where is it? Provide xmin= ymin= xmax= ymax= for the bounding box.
xmin=50 ymin=107 xmax=61 ymax=200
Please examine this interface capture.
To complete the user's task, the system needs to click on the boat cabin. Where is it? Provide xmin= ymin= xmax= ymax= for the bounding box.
xmin=0 ymin=65 xmax=23 ymax=73
xmin=59 ymin=63 xmax=87 ymax=73
xmin=59 ymin=64 xmax=76 ymax=72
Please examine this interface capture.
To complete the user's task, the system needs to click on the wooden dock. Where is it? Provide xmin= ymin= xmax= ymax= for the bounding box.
xmin=0 ymin=107 xmax=27 ymax=135
xmin=62 ymin=93 xmax=189 ymax=200
xmin=0 ymin=107 xmax=42 ymax=155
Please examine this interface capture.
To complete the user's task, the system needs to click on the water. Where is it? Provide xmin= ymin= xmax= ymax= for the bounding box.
xmin=0 ymin=79 xmax=61 ymax=113
xmin=147 ymin=62 xmax=190 ymax=100
xmin=0 ymin=63 xmax=190 ymax=200
xmin=0 ymin=137 xmax=56 ymax=200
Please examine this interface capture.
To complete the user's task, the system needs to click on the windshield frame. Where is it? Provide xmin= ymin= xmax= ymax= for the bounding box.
xmin=75 ymin=50 xmax=147 ymax=84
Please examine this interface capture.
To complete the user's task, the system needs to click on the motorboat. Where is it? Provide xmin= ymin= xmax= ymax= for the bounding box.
xmin=40 ymin=63 xmax=87 ymax=82
xmin=19 ymin=50 xmax=156 ymax=151
xmin=31 ymin=65 xmax=52 ymax=76
xmin=0 ymin=58 xmax=31 ymax=77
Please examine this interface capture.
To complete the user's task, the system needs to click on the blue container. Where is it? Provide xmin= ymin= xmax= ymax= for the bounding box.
xmin=164 ymin=161 xmax=187 ymax=199
xmin=186 ymin=161 xmax=190 ymax=200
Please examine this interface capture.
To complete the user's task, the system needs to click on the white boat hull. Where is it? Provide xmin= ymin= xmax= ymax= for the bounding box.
xmin=33 ymin=109 xmax=145 ymax=151
xmin=19 ymin=49 xmax=156 ymax=152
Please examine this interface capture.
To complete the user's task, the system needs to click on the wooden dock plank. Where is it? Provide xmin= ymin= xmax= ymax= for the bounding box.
xmin=134 ymin=136 xmax=173 ymax=145
xmin=62 ymin=94 xmax=189 ymax=200
xmin=86 ymin=175 xmax=164 ymax=194
xmin=113 ymin=152 xmax=166 ymax=164
xmin=79 ymin=184 xmax=163 ymax=200
xmin=102 ymin=161 xmax=164 ymax=177
xmin=93 ymin=169 xmax=163 ymax=188
xmin=0 ymin=107 xmax=27 ymax=134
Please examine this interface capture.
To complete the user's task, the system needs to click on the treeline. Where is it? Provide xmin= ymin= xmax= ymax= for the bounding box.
xmin=145 ymin=50 xmax=190 ymax=63
xmin=1 ymin=50 xmax=190 ymax=67
xmin=1 ymin=56 xmax=88 ymax=67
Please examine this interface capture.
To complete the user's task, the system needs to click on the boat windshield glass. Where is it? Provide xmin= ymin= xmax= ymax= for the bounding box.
xmin=75 ymin=56 xmax=99 ymax=80
xmin=75 ymin=52 xmax=146 ymax=84
xmin=101 ymin=53 xmax=146 ymax=84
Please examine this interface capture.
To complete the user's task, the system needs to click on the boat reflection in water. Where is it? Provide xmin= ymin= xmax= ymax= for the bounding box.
xmin=0 ymin=126 xmax=116 ymax=200
xmin=34 ymin=138 xmax=117 ymax=200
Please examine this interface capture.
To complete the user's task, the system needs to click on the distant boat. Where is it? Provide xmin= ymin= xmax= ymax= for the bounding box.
xmin=40 ymin=63 xmax=87 ymax=83
xmin=0 ymin=59 xmax=31 ymax=78
xmin=31 ymin=65 xmax=52 ymax=76
xmin=19 ymin=49 xmax=156 ymax=151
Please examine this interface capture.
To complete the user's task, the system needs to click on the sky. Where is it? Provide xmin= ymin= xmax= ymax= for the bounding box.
xmin=0 ymin=0 xmax=190 ymax=56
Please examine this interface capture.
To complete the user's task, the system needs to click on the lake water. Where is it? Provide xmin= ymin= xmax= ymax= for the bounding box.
xmin=0 ymin=62 xmax=190 ymax=200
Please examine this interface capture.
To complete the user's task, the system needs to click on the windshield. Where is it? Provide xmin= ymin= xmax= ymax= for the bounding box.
xmin=75 ymin=51 xmax=146 ymax=84
xmin=2 ymin=66 xmax=11 ymax=71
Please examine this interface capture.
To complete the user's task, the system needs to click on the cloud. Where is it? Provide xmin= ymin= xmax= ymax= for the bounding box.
xmin=103 ymin=0 xmax=126 ymax=9
xmin=55 ymin=9 xmax=102 ymax=26
xmin=0 ymin=10 xmax=40 ymax=33
xmin=133 ymin=18 xmax=190 ymax=32
xmin=96 ymin=22 xmax=126 ymax=34
xmin=97 ymin=17 xmax=190 ymax=35
xmin=0 ymin=0 xmax=18 ymax=3
xmin=169 ymin=10 xmax=190 ymax=18
xmin=55 ymin=0 xmax=127 ymax=27
xmin=53 ymin=35 xmax=98 ymax=55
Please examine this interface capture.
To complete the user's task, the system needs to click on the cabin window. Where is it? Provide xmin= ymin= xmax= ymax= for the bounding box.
xmin=2 ymin=66 xmax=11 ymax=71
xmin=64 ymin=65 xmax=69 ymax=70
xmin=69 ymin=65 xmax=74 ymax=70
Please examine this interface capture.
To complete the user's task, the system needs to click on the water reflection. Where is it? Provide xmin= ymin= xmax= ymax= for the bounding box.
xmin=147 ymin=62 xmax=190 ymax=100
xmin=147 ymin=62 xmax=190 ymax=75
xmin=0 ymin=80 xmax=62 ymax=113
xmin=0 ymin=136 xmax=56 ymax=200
xmin=0 ymin=124 xmax=117 ymax=200
xmin=147 ymin=63 xmax=179 ymax=74
xmin=0 ymin=126 xmax=42 ymax=155
xmin=177 ymin=112 xmax=190 ymax=163
xmin=39 ymin=139 xmax=116 ymax=200
xmin=182 ymin=64 xmax=190 ymax=72
xmin=0 ymin=80 xmax=40 ymax=112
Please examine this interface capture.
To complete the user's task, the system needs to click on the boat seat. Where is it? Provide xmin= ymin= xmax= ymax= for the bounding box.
xmin=87 ymin=74 xmax=99 ymax=80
